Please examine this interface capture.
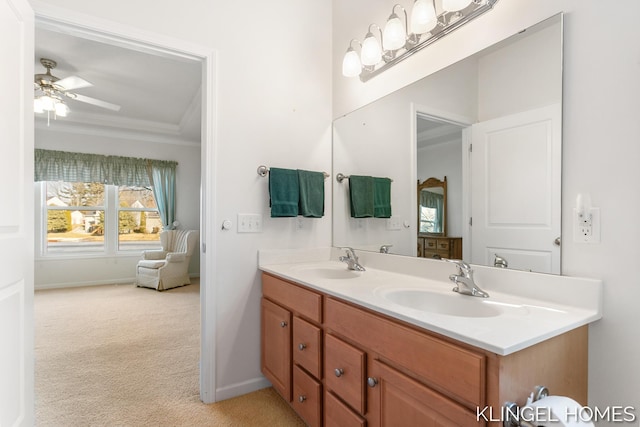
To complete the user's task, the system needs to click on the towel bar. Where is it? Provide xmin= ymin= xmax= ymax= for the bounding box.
xmin=257 ymin=165 xmax=329 ymax=179
xmin=336 ymin=172 xmax=393 ymax=183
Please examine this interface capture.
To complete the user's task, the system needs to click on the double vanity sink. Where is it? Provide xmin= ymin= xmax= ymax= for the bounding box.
xmin=258 ymin=247 xmax=602 ymax=426
xmin=260 ymin=248 xmax=602 ymax=355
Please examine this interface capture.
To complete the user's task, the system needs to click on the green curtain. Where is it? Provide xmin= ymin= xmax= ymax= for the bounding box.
xmin=35 ymin=149 xmax=177 ymax=229
xmin=147 ymin=160 xmax=177 ymax=230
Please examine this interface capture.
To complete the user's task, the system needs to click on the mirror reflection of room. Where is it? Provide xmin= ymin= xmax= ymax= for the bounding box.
xmin=333 ymin=14 xmax=561 ymax=274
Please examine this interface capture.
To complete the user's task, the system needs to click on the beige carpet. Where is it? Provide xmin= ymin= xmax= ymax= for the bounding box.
xmin=35 ymin=281 xmax=305 ymax=426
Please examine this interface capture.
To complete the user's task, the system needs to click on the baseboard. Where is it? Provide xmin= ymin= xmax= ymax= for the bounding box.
xmin=35 ymin=274 xmax=201 ymax=291
xmin=215 ymin=377 xmax=272 ymax=402
xmin=35 ymin=278 xmax=136 ymax=290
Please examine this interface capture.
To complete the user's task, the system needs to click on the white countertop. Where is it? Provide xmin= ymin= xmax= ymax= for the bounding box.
xmin=258 ymin=247 xmax=603 ymax=356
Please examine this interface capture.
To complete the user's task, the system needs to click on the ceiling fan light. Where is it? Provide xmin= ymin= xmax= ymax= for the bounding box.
xmin=55 ymin=102 xmax=69 ymax=117
xmin=383 ymin=13 xmax=406 ymax=51
xmin=411 ymin=0 xmax=437 ymax=34
xmin=361 ymin=32 xmax=382 ymax=66
xmin=442 ymin=0 xmax=473 ymax=12
xmin=34 ymin=98 xmax=44 ymax=113
xmin=40 ymin=96 xmax=55 ymax=112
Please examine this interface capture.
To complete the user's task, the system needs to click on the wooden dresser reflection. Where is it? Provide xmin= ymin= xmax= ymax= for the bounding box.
xmin=418 ymin=236 xmax=462 ymax=260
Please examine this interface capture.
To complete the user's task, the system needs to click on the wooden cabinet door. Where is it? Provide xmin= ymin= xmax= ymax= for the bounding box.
xmin=261 ymin=298 xmax=292 ymax=401
xmin=367 ymin=360 xmax=484 ymax=427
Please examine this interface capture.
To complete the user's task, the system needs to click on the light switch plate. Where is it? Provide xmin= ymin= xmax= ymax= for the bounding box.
xmin=386 ymin=217 xmax=402 ymax=231
xmin=237 ymin=213 xmax=262 ymax=233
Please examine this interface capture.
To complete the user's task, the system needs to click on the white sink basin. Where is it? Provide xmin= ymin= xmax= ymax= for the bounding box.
xmin=377 ymin=287 xmax=528 ymax=318
xmin=290 ymin=264 xmax=362 ymax=280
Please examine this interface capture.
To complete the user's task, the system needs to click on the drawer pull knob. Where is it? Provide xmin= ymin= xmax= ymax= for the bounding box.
xmin=298 ymin=395 xmax=307 ymax=403
xmin=298 ymin=343 xmax=307 ymax=351
xmin=280 ymin=321 xmax=287 ymax=328
xmin=367 ymin=377 xmax=378 ymax=388
xmin=334 ymin=368 xmax=344 ymax=377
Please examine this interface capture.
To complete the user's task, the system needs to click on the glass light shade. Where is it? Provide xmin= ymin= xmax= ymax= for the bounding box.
xmin=40 ymin=95 xmax=55 ymax=112
xmin=361 ymin=33 xmax=382 ymax=66
xmin=342 ymin=48 xmax=362 ymax=77
xmin=55 ymin=102 xmax=69 ymax=117
xmin=383 ymin=14 xmax=406 ymax=51
xmin=410 ymin=0 xmax=437 ymax=34
xmin=34 ymin=97 xmax=44 ymax=113
xmin=442 ymin=0 xmax=472 ymax=12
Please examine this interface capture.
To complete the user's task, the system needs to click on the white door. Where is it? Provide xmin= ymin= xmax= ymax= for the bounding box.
xmin=0 ymin=0 xmax=34 ymax=425
xmin=470 ymin=104 xmax=561 ymax=274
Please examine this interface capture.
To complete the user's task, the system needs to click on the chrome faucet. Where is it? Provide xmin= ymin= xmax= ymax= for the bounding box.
xmin=494 ymin=254 xmax=508 ymax=268
xmin=339 ymin=247 xmax=366 ymax=271
xmin=379 ymin=244 xmax=392 ymax=254
xmin=445 ymin=259 xmax=489 ymax=298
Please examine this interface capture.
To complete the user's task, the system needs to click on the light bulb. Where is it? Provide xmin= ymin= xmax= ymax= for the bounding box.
xmin=342 ymin=47 xmax=362 ymax=77
xmin=361 ymin=32 xmax=382 ymax=66
xmin=411 ymin=0 xmax=437 ymax=34
xmin=34 ymin=98 xmax=44 ymax=113
xmin=383 ymin=13 xmax=406 ymax=51
xmin=40 ymin=96 xmax=55 ymax=111
xmin=55 ymin=102 xmax=69 ymax=117
xmin=442 ymin=0 xmax=472 ymax=12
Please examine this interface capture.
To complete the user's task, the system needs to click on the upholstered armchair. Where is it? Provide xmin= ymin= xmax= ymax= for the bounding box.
xmin=135 ymin=229 xmax=199 ymax=291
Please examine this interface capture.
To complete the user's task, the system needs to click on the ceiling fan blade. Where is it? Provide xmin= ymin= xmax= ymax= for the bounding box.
xmin=55 ymin=76 xmax=93 ymax=91
xmin=70 ymin=93 xmax=121 ymax=111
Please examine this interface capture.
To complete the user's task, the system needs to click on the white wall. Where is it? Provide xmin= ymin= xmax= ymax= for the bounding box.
xmin=417 ymin=140 xmax=463 ymax=237
xmin=333 ymin=0 xmax=640 ymax=422
xmin=34 ymin=129 xmax=201 ymax=287
xmin=32 ymin=0 xmax=332 ymax=401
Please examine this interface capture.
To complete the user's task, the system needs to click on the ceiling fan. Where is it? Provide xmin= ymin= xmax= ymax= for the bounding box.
xmin=34 ymin=57 xmax=121 ymax=119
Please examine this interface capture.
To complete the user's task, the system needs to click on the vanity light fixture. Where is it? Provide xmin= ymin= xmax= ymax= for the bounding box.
xmin=342 ymin=0 xmax=498 ymax=82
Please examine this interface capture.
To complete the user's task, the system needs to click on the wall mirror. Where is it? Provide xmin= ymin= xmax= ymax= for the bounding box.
xmin=333 ymin=13 xmax=563 ymax=274
xmin=418 ymin=177 xmax=447 ymax=236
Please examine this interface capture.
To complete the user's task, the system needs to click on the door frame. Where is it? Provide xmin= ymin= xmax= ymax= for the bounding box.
xmin=411 ymin=103 xmax=473 ymax=259
xmin=32 ymin=4 xmax=218 ymax=402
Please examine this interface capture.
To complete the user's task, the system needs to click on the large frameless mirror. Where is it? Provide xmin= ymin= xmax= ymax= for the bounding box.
xmin=333 ymin=13 xmax=563 ymax=274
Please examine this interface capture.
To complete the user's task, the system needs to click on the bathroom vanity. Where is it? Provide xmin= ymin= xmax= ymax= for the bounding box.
xmin=259 ymin=248 xmax=602 ymax=427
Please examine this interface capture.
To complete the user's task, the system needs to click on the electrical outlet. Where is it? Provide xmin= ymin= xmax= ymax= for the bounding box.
xmin=573 ymin=207 xmax=600 ymax=243
xmin=237 ymin=213 xmax=262 ymax=233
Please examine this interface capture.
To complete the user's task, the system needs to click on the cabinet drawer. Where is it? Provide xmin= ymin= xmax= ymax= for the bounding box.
xmin=425 ymin=238 xmax=437 ymax=249
xmin=293 ymin=365 xmax=322 ymax=427
xmin=293 ymin=316 xmax=322 ymax=378
xmin=263 ymin=273 xmax=322 ymax=323
xmin=325 ymin=298 xmax=485 ymax=409
xmin=324 ymin=333 xmax=366 ymax=415
xmin=325 ymin=391 xmax=366 ymax=427
xmin=437 ymin=239 xmax=450 ymax=250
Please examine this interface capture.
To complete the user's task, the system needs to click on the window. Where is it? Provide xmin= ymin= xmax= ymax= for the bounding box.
xmin=117 ymin=186 xmax=162 ymax=251
xmin=420 ymin=206 xmax=437 ymax=233
xmin=41 ymin=181 xmax=161 ymax=256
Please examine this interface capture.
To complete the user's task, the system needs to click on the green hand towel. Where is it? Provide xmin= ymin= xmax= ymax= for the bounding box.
xmin=269 ymin=167 xmax=299 ymax=217
xmin=374 ymin=177 xmax=392 ymax=218
xmin=298 ymin=169 xmax=324 ymax=218
xmin=349 ymin=175 xmax=374 ymax=218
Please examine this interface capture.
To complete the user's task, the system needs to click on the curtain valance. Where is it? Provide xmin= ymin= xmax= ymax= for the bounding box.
xmin=34 ymin=149 xmax=176 ymax=187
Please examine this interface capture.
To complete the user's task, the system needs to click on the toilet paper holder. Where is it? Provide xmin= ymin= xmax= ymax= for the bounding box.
xmin=504 ymin=385 xmax=550 ymax=427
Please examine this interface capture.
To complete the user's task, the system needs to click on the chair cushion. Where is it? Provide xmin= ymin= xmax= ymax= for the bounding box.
xmin=138 ymin=260 xmax=166 ymax=269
